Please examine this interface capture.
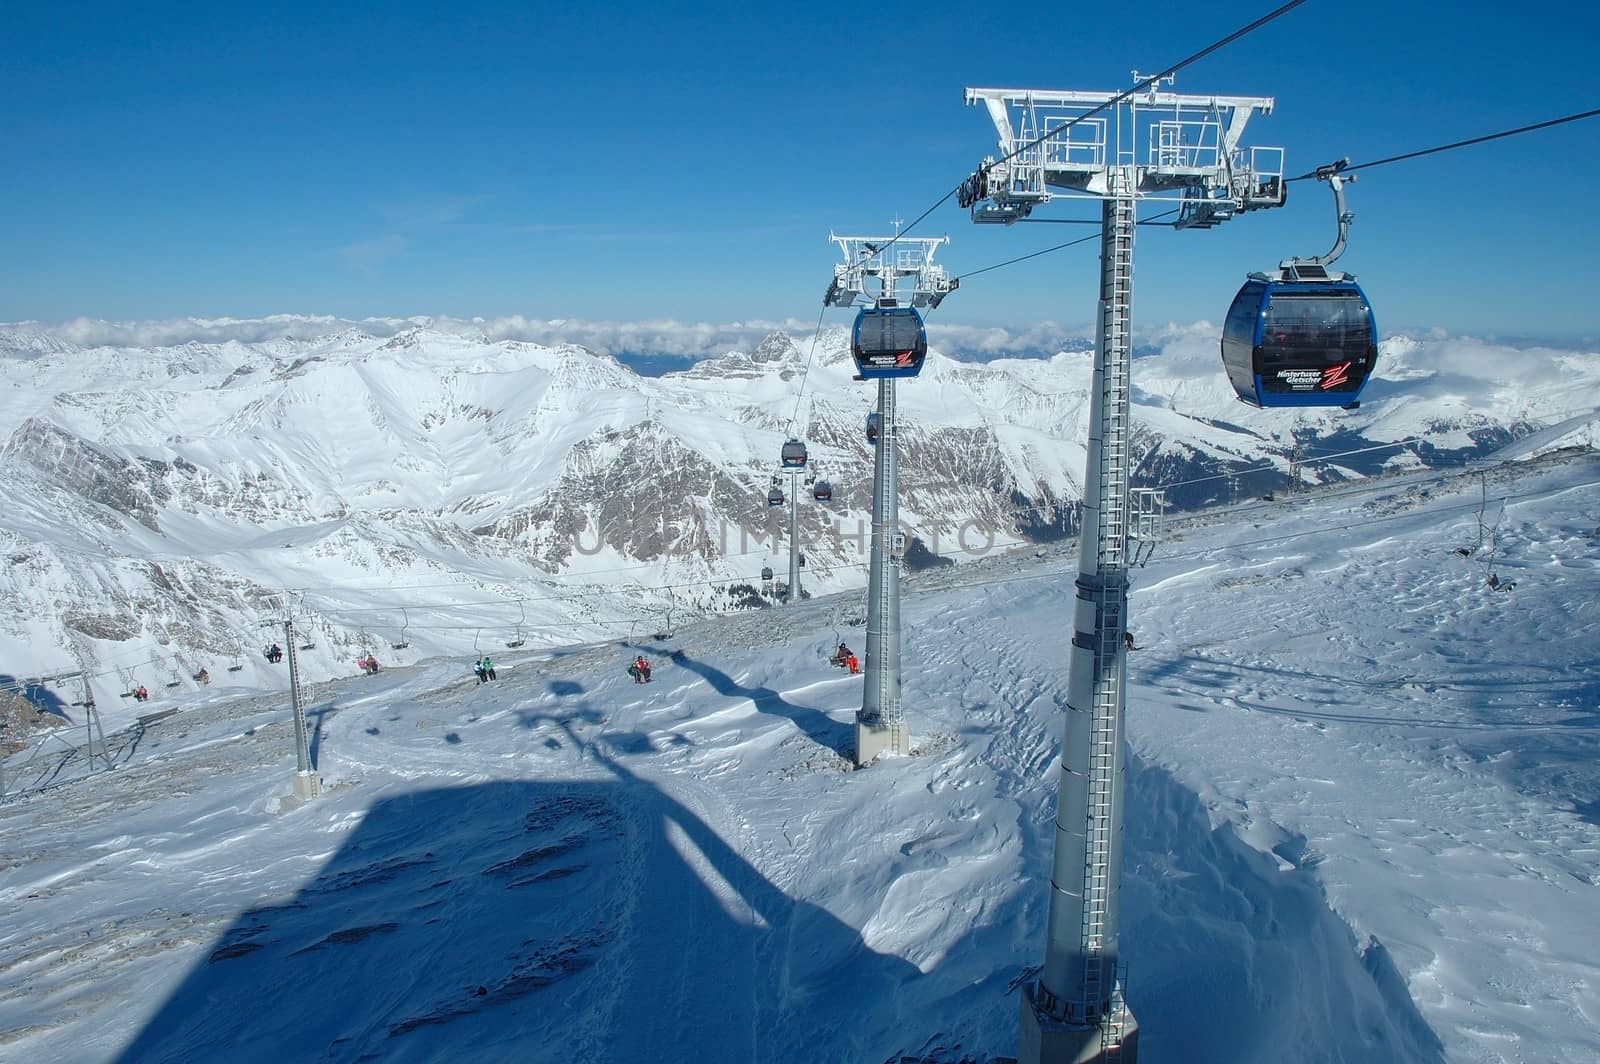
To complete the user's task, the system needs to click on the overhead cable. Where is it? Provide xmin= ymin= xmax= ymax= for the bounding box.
xmin=1289 ymin=107 xmax=1600 ymax=181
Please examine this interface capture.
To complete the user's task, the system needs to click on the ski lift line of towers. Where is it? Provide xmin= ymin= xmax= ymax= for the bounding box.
xmin=0 ymin=669 xmax=107 ymax=798
xmin=823 ymin=229 xmax=956 ymax=767
xmin=764 ymin=436 xmax=846 ymax=602
xmin=959 ymin=78 xmax=1307 ymax=1064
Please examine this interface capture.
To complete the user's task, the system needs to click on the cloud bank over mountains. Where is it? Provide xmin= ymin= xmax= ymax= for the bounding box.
xmin=4 ymin=315 xmax=1596 ymax=376
xmin=5 ymin=314 xmax=1101 ymax=362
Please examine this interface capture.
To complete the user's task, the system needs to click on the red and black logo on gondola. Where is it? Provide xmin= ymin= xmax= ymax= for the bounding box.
xmin=1321 ymin=361 xmax=1352 ymax=390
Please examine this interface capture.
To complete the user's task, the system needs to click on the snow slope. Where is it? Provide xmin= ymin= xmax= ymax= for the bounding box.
xmin=2 ymin=450 xmax=1595 ymax=1062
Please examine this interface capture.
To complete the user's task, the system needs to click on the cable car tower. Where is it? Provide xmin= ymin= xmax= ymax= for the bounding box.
xmin=962 ymin=75 xmax=1283 ymax=1064
xmin=824 ymin=228 xmax=955 ymax=767
xmin=779 ymin=438 xmax=809 ymax=604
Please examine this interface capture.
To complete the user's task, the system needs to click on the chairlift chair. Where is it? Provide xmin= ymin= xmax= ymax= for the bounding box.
xmin=391 ymin=608 xmax=411 ymax=650
xmin=505 ymin=600 xmax=527 ymax=648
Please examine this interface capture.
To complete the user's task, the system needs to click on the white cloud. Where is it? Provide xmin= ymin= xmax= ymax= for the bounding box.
xmin=4 ymin=318 xmax=1593 ymax=380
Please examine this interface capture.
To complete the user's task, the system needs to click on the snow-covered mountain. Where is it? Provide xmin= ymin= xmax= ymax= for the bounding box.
xmin=1 ymin=318 xmax=1596 ymax=710
xmin=2 ymin=449 xmax=1595 ymax=1063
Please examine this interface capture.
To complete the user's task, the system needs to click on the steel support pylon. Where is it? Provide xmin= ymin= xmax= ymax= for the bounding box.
xmin=856 ymin=377 xmax=907 ymax=766
xmin=786 ymin=470 xmax=802 ymax=604
xmin=283 ymin=621 xmax=320 ymax=799
xmin=1019 ymin=174 xmax=1140 ymax=1064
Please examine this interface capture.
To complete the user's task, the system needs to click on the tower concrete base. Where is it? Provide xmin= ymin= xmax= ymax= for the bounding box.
xmin=853 ymin=714 xmax=907 ymax=768
xmin=1017 ymin=983 xmax=1138 ymax=1064
xmin=293 ymin=772 xmax=322 ymax=800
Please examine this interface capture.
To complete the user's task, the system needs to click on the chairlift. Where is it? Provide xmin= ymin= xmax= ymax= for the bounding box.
xmin=506 ymin=600 xmax=527 ymax=648
xmin=1220 ymin=162 xmax=1376 ymax=409
xmin=865 ymin=412 xmax=880 ymax=444
xmin=812 ymin=480 xmax=833 ymax=502
xmin=851 ymin=305 xmax=928 ymax=379
xmin=781 ymin=438 xmax=808 ymax=469
xmin=391 ymin=608 xmax=411 ymax=650
xmin=654 ymin=603 xmax=676 ymax=641
xmin=299 ymin=639 xmax=316 ymax=651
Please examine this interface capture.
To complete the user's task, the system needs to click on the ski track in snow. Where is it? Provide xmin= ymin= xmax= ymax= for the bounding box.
xmin=0 ymin=454 xmax=1597 ymax=1062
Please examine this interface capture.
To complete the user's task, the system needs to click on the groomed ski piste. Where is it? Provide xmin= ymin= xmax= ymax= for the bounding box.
xmin=1 ymin=451 xmax=1596 ymax=1063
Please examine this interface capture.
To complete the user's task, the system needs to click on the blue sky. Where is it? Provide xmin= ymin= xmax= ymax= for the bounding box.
xmin=4 ymin=1 xmax=1598 ymax=343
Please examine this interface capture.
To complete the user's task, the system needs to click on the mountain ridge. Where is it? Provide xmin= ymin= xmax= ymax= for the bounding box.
xmin=2 ymin=320 xmax=1595 ymax=705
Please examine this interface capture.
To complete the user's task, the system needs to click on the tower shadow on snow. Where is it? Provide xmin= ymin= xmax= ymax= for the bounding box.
xmin=667 ymin=649 xmax=853 ymax=760
xmin=116 ymin=768 xmax=919 ymax=1062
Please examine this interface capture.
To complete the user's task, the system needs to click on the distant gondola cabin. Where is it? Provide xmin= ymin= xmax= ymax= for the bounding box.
xmin=865 ymin=412 xmax=880 ymax=444
xmin=812 ymin=480 xmax=833 ymax=502
xmin=851 ymin=306 xmax=928 ymax=379
xmin=768 ymin=488 xmax=785 ymax=507
xmin=780 ymin=439 xmax=808 ymax=469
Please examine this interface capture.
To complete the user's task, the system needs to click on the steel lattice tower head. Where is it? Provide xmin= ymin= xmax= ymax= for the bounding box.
xmin=824 ymin=230 xmax=957 ymax=310
xmin=961 ymin=74 xmax=1284 ymax=1064
xmin=961 ymin=76 xmax=1281 ymax=226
